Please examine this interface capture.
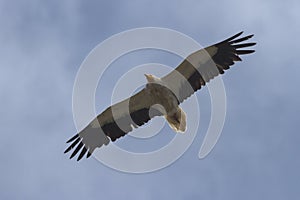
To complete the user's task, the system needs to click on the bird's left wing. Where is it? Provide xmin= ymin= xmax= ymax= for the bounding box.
xmin=162 ymin=31 xmax=256 ymax=103
xmin=64 ymin=88 xmax=163 ymax=161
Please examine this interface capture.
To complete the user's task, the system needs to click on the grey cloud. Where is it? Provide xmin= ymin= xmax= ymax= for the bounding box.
xmin=0 ymin=0 xmax=299 ymax=199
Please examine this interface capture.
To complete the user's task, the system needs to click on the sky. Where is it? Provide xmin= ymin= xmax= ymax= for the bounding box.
xmin=1 ymin=0 xmax=300 ymax=199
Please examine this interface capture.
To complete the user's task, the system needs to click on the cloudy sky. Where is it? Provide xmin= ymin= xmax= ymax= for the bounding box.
xmin=1 ymin=0 xmax=300 ymax=199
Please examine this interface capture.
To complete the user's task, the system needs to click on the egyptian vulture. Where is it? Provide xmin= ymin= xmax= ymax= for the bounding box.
xmin=65 ymin=31 xmax=256 ymax=161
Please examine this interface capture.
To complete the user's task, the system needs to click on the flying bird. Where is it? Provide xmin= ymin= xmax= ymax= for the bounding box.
xmin=65 ymin=31 xmax=256 ymax=161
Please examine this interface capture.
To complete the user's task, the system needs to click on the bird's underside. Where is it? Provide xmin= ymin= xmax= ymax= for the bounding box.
xmin=65 ymin=31 xmax=256 ymax=161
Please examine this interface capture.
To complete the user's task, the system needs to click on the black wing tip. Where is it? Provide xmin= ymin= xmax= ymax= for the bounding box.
xmin=233 ymin=42 xmax=256 ymax=49
xmin=230 ymin=34 xmax=255 ymax=45
xmin=87 ymin=151 xmax=92 ymax=158
xmin=65 ymin=144 xmax=93 ymax=161
xmin=220 ymin=31 xmax=243 ymax=44
xmin=217 ymin=31 xmax=255 ymax=46
xmin=65 ymin=135 xmax=88 ymax=161
xmin=64 ymin=148 xmax=70 ymax=154
xmin=69 ymin=142 xmax=84 ymax=159
xmin=66 ymin=134 xmax=79 ymax=143
xmin=226 ymin=32 xmax=256 ymax=56
xmin=66 ymin=149 xmax=90 ymax=161
xmin=76 ymin=147 xmax=88 ymax=161
xmin=239 ymin=32 xmax=254 ymax=38
xmin=247 ymin=42 xmax=256 ymax=46
xmin=236 ymin=49 xmax=255 ymax=55
xmin=242 ymin=33 xmax=254 ymax=39
xmin=64 ymin=137 xmax=81 ymax=154
xmin=231 ymin=31 xmax=244 ymax=39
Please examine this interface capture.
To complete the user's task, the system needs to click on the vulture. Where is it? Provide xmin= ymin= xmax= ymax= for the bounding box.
xmin=65 ymin=31 xmax=256 ymax=161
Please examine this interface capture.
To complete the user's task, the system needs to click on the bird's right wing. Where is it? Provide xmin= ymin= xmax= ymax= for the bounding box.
xmin=64 ymin=88 xmax=164 ymax=161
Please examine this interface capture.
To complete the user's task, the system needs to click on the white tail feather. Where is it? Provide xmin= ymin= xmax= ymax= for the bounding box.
xmin=165 ymin=107 xmax=186 ymax=133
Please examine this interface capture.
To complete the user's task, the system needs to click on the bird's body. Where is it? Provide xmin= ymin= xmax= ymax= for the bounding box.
xmin=65 ymin=31 xmax=256 ymax=161
xmin=146 ymin=80 xmax=179 ymax=115
xmin=145 ymin=75 xmax=186 ymax=132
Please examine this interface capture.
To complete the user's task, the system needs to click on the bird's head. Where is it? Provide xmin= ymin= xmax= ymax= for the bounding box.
xmin=144 ymin=74 xmax=160 ymax=83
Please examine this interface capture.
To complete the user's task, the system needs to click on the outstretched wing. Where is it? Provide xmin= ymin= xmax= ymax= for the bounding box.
xmin=162 ymin=31 xmax=256 ymax=103
xmin=64 ymin=88 xmax=163 ymax=161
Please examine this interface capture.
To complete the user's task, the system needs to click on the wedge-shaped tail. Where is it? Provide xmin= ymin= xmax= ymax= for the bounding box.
xmin=166 ymin=107 xmax=186 ymax=133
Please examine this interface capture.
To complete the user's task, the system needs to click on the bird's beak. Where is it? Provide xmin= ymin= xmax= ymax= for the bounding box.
xmin=144 ymin=74 xmax=154 ymax=83
xmin=144 ymin=74 xmax=152 ymax=82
